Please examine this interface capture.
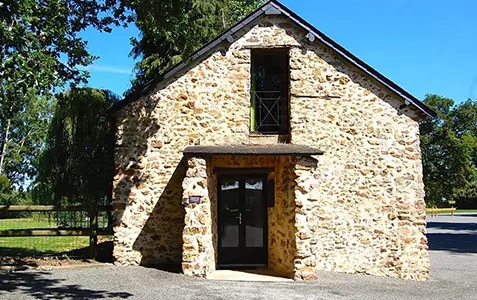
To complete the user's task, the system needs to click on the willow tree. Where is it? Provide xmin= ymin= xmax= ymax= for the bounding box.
xmin=0 ymin=0 xmax=126 ymax=197
xmin=35 ymin=88 xmax=119 ymax=206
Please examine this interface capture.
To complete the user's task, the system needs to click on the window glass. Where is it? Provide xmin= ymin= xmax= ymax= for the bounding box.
xmin=251 ymin=50 xmax=289 ymax=133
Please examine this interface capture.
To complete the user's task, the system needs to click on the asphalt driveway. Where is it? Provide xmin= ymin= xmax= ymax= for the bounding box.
xmin=1 ymin=214 xmax=476 ymax=300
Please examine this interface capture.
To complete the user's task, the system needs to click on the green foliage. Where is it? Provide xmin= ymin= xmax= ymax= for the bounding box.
xmin=35 ymin=88 xmax=119 ymax=206
xmin=0 ymin=175 xmax=9 ymax=190
xmin=126 ymin=0 xmax=266 ymax=88
xmin=2 ymin=93 xmax=55 ymax=188
xmin=420 ymin=95 xmax=477 ymax=208
xmin=0 ymin=0 xmax=126 ymax=200
xmin=0 ymin=189 xmax=33 ymax=218
xmin=1 ymin=0 xmax=124 ymax=93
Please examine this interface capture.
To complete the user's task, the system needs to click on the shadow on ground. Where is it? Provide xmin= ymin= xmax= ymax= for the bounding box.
xmin=0 ymin=241 xmax=113 ymax=262
xmin=445 ymin=213 xmax=477 ymax=218
xmin=69 ymin=241 xmax=114 ymax=263
xmin=0 ymin=241 xmax=114 ymax=273
xmin=0 ymin=271 xmax=133 ymax=299
xmin=427 ymin=221 xmax=477 ymax=232
xmin=427 ymin=217 xmax=477 ymax=254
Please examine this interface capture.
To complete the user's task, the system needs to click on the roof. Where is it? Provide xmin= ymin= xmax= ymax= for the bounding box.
xmin=183 ymin=145 xmax=324 ymax=157
xmin=109 ymin=0 xmax=436 ymax=118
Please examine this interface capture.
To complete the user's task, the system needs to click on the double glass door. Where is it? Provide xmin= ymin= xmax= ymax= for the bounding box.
xmin=218 ymin=174 xmax=268 ymax=266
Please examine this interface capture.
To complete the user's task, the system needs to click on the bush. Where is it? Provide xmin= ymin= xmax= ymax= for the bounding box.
xmin=0 ymin=190 xmax=34 ymax=219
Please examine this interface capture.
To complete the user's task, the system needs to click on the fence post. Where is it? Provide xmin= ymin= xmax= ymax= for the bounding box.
xmin=89 ymin=201 xmax=98 ymax=260
xmin=107 ymin=210 xmax=113 ymax=231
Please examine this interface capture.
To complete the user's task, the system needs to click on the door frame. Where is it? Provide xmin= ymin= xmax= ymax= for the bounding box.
xmin=216 ymin=168 xmax=272 ymax=268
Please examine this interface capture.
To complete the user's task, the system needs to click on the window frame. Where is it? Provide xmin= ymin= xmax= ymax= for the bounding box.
xmin=250 ymin=48 xmax=290 ymax=135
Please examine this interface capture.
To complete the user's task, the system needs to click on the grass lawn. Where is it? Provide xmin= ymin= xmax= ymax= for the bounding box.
xmin=0 ymin=218 xmax=89 ymax=257
xmin=455 ymin=209 xmax=477 ymax=214
xmin=426 ymin=208 xmax=477 ymax=215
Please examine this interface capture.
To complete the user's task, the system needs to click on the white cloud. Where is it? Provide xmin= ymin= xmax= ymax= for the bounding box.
xmin=86 ymin=65 xmax=133 ymax=75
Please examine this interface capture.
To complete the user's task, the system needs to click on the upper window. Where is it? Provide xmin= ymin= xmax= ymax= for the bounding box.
xmin=250 ymin=49 xmax=289 ymax=134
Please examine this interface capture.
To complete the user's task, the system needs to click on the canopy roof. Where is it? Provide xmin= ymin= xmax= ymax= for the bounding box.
xmin=183 ymin=144 xmax=324 ymax=157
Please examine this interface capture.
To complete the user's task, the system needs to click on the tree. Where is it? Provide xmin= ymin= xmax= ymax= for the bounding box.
xmin=35 ymin=88 xmax=119 ymax=206
xmin=126 ymin=0 xmax=266 ymax=88
xmin=447 ymin=99 xmax=477 ymax=208
xmin=420 ymin=95 xmax=477 ymax=208
xmin=0 ymin=0 xmax=126 ymax=195
xmin=0 ymin=92 xmax=54 ymax=194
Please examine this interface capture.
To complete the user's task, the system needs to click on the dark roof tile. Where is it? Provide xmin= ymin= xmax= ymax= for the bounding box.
xmin=109 ymin=0 xmax=435 ymax=118
xmin=183 ymin=144 xmax=324 ymax=157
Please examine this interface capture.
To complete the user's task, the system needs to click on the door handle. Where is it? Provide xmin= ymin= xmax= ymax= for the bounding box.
xmin=236 ymin=213 xmax=242 ymax=225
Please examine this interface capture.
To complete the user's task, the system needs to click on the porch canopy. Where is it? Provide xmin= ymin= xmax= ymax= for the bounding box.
xmin=183 ymin=144 xmax=324 ymax=157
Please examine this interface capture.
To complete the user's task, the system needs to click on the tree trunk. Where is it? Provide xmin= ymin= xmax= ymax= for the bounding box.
xmin=18 ymin=129 xmax=32 ymax=153
xmin=0 ymin=118 xmax=11 ymax=177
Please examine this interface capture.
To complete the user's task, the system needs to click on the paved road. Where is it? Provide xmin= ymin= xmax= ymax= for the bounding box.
xmin=1 ymin=214 xmax=476 ymax=300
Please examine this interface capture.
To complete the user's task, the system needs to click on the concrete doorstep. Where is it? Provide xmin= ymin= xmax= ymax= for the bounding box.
xmin=207 ymin=268 xmax=293 ymax=282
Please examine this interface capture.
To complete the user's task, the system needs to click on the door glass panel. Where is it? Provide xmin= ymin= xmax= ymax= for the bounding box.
xmin=220 ymin=180 xmax=240 ymax=248
xmin=245 ymin=179 xmax=264 ymax=247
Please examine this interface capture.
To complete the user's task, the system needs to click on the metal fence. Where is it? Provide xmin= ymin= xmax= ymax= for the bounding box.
xmin=0 ymin=205 xmax=113 ymax=259
xmin=252 ymin=91 xmax=288 ymax=133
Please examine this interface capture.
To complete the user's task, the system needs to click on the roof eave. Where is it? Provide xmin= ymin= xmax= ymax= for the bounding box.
xmin=107 ymin=1 xmax=275 ymax=116
xmin=269 ymin=0 xmax=436 ymax=118
xmin=108 ymin=0 xmax=436 ymax=118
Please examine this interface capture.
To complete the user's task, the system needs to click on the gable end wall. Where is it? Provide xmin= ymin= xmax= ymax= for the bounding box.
xmin=113 ymin=15 xmax=429 ymax=280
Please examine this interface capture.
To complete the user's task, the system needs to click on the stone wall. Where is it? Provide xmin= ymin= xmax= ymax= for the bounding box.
xmin=181 ymin=157 xmax=215 ymax=277
xmin=268 ymin=156 xmax=296 ymax=278
xmin=287 ymin=26 xmax=429 ymax=279
xmin=112 ymin=23 xmax=252 ymax=266
xmin=113 ymin=13 xmax=429 ymax=280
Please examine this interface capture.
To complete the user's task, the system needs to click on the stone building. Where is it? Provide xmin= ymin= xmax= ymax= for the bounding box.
xmin=109 ymin=0 xmax=435 ymax=281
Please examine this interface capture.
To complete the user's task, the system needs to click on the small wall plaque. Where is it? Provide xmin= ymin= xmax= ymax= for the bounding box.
xmin=188 ymin=196 xmax=202 ymax=204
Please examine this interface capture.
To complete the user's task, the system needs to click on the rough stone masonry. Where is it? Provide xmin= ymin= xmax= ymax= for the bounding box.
xmin=112 ymin=13 xmax=430 ymax=281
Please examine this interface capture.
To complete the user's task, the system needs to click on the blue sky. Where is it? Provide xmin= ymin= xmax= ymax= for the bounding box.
xmin=81 ymin=0 xmax=477 ymax=104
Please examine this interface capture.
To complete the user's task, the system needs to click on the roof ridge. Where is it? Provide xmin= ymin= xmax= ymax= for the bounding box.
xmin=109 ymin=0 xmax=435 ymax=118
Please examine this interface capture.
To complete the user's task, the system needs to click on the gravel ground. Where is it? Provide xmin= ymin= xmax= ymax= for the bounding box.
xmin=0 ymin=214 xmax=476 ymax=300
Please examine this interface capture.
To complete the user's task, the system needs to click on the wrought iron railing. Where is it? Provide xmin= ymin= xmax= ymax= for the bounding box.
xmin=252 ymin=91 xmax=287 ymax=133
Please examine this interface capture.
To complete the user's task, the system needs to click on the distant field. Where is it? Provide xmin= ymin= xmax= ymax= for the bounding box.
xmin=0 ymin=218 xmax=89 ymax=257
xmin=454 ymin=209 xmax=477 ymax=214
